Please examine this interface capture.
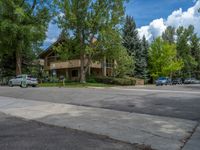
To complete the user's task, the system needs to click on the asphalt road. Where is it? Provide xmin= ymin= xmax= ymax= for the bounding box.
xmin=0 ymin=85 xmax=199 ymax=121
xmin=0 ymin=113 xmax=149 ymax=150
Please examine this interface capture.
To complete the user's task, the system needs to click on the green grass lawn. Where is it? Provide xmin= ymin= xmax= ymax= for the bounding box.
xmin=39 ymin=82 xmax=114 ymax=88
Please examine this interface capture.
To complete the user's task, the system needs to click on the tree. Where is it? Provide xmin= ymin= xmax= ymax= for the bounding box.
xmin=149 ymin=38 xmax=183 ymax=79
xmin=140 ymin=36 xmax=149 ymax=81
xmin=122 ymin=16 xmax=138 ymax=56
xmin=54 ymin=0 xmax=129 ymax=83
xmin=176 ymin=25 xmax=197 ymax=78
xmin=0 ymin=53 xmax=16 ymax=77
xmin=190 ymin=33 xmax=200 ymax=79
xmin=162 ymin=26 xmax=175 ymax=44
xmin=113 ymin=48 xmax=134 ymax=77
xmin=122 ymin=16 xmax=137 ymax=75
xmin=0 ymin=0 xmax=51 ymax=75
xmin=122 ymin=15 xmax=148 ymax=78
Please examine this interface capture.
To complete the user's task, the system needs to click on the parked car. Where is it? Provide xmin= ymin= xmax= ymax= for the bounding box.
xmin=184 ymin=78 xmax=200 ymax=84
xmin=155 ymin=77 xmax=172 ymax=86
xmin=172 ymin=78 xmax=183 ymax=85
xmin=8 ymin=74 xmax=38 ymax=87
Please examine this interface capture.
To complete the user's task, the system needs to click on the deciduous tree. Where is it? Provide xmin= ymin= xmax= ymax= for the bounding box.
xmin=54 ymin=0 xmax=130 ymax=82
xmin=149 ymin=38 xmax=183 ymax=79
xmin=0 ymin=0 xmax=51 ymax=75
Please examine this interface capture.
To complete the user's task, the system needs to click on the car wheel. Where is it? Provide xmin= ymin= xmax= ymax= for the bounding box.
xmin=20 ymin=82 xmax=28 ymax=88
xmin=9 ymin=81 xmax=13 ymax=87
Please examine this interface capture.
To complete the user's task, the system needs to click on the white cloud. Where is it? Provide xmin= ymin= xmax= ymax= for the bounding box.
xmin=138 ymin=18 xmax=166 ymax=41
xmin=138 ymin=0 xmax=200 ymax=41
xmin=44 ymin=37 xmax=57 ymax=44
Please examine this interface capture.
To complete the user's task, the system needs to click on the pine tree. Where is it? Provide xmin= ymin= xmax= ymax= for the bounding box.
xmin=123 ymin=16 xmax=149 ymax=79
xmin=176 ymin=25 xmax=197 ymax=78
xmin=141 ymin=36 xmax=149 ymax=81
xmin=190 ymin=34 xmax=200 ymax=79
xmin=162 ymin=26 xmax=175 ymax=44
xmin=122 ymin=16 xmax=139 ymax=57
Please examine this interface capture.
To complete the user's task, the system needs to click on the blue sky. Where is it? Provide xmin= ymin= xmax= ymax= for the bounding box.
xmin=125 ymin=0 xmax=194 ymax=27
xmin=44 ymin=0 xmax=199 ymax=48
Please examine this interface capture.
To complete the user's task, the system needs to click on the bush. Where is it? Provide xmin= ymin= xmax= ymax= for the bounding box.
xmin=94 ymin=76 xmax=136 ymax=86
xmin=86 ymin=77 xmax=98 ymax=83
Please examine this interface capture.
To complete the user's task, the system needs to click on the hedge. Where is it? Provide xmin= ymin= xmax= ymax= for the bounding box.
xmin=92 ymin=76 xmax=136 ymax=86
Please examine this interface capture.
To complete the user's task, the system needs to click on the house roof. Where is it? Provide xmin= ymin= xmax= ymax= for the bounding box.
xmin=39 ymin=32 xmax=67 ymax=59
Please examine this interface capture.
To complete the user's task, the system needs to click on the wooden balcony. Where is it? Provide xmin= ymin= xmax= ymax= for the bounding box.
xmin=44 ymin=59 xmax=102 ymax=70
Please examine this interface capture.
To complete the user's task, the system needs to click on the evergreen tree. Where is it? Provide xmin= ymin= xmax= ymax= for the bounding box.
xmin=122 ymin=16 xmax=139 ymax=56
xmin=162 ymin=26 xmax=175 ymax=44
xmin=123 ymin=16 xmax=147 ymax=78
xmin=176 ymin=25 xmax=197 ymax=78
xmin=122 ymin=16 xmax=137 ymax=75
xmin=190 ymin=33 xmax=200 ymax=79
xmin=141 ymin=36 xmax=149 ymax=81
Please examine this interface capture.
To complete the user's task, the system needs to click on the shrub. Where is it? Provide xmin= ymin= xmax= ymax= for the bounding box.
xmin=86 ymin=77 xmax=98 ymax=83
xmin=94 ymin=76 xmax=136 ymax=86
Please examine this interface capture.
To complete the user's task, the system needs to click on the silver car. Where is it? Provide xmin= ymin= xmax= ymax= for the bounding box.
xmin=9 ymin=74 xmax=38 ymax=87
xmin=184 ymin=78 xmax=200 ymax=84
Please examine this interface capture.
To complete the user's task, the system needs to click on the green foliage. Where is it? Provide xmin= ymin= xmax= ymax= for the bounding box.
xmin=176 ymin=25 xmax=198 ymax=77
xmin=114 ymin=47 xmax=134 ymax=77
xmin=122 ymin=16 xmax=139 ymax=56
xmin=0 ymin=0 xmax=52 ymax=75
xmin=149 ymin=38 xmax=183 ymax=79
xmin=162 ymin=26 xmax=175 ymax=44
xmin=53 ymin=0 xmax=128 ymax=82
xmin=190 ymin=33 xmax=200 ymax=78
xmin=94 ymin=76 xmax=136 ymax=85
xmin=137 ymin=36 xmax=149 ymax=80
xmin=161 ymin=25 xmax=200 ymax=79
xmin=0 ymin=53 xmax=15 ymax=77
xmin=122 ymin=16 xmax=149 ymax=79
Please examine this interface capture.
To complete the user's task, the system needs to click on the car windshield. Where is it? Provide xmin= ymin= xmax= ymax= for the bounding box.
xmin=28 ymin=75 xmax=36 ymax=78
xmin=16 ymin=75 xmax=22 ymax=78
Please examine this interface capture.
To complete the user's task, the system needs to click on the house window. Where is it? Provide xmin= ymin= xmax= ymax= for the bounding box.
xmin=71 ymin=70 xmax=78 ymax=77
xmin=106 ymin=60 xmax=114 ymax=68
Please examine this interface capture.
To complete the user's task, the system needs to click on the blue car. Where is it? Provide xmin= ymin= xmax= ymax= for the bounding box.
xmin=155 ymin=77 xmax=172 ymax=86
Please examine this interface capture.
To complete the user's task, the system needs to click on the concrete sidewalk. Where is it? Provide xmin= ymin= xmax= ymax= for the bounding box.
xmin=0 ymin=96 xmax=197 ymax=150
xmin=183 ymin=124 xmax=200 ymax=150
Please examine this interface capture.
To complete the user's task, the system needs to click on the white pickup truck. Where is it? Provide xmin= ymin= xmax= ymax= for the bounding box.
xmin=9 ymin=74 xmax=38 ymax=88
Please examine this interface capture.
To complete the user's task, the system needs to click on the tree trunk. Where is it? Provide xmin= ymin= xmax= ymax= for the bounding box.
xmin=16 ymin=49 xmax=22 ymax=75
xmin=103 ymin=56 xmax=107 ymax=77
xmin=80 ymin=54 xmax=86 ymax=83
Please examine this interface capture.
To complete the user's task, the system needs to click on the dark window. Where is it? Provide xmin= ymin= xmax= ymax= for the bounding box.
xmin=72 ymin=70 xmax=78 ymax=77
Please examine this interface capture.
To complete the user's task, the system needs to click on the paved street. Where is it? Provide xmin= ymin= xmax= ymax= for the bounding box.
xmin=0 ymin=85 xmax=199 ymax=120
xmin=0 ymin=113 xmax=141 ymax=150
xmin=0 ymin=85 xmax=199 ymax=150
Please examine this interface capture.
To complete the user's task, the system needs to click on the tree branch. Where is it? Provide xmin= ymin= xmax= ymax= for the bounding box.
xmin=30 ymin=0 xmax=37 ymax=14
xmin=20 ymin=0 xmax=25 ymax=7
